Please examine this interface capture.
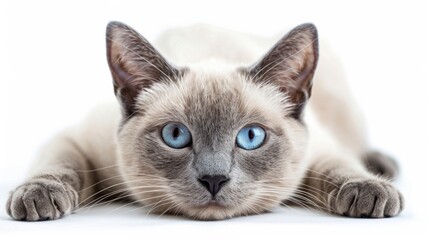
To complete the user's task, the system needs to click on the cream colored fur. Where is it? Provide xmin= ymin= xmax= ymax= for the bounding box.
xmin=52 ymin=24 xmax=368 ymax=200
xmin=7 ymin=24 xmax=403 ymax=221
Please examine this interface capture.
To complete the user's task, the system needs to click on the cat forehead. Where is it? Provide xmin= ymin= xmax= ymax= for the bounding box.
xmin=136 ymin=62 xmax=293 ymax=125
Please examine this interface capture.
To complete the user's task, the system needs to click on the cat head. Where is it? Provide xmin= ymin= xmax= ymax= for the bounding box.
xmin=106 ymin=22 xmax=318 ymax=220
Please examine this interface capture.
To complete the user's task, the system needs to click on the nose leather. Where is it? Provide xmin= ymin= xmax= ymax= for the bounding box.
xmin=198 ymin=175 xmax=230 ymax=197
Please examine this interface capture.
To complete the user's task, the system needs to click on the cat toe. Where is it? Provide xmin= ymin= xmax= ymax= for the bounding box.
xmin=334 ymin=179 xmax=403 ymax=218
xmin=6 ymin=179 xmax=77 ymax=221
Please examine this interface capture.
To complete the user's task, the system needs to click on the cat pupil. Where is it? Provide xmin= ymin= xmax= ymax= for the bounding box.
xmin=248 ymin=129 xmax=255 ymax=140
xmin=173 ymin=127 xmax=180 ymax=139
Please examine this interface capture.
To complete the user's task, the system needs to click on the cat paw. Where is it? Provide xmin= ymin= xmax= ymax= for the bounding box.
xmin=6 ymin=177 xmax=78 ymax=221
xmin=330 ymin=179 xmax=404 ymax=218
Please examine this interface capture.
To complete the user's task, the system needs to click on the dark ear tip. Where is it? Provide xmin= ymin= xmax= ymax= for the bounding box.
xmin=107 ymin=21 xmax=127 ymax=28
xmin=294 ymin=23 xmax=318 ymax=38
xmin=299 ymin=23 xmax=317 ymax=30
xmin=106 ymin=21 xmax=130 ymax=34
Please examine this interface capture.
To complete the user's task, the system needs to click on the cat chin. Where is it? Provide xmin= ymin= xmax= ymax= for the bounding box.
xmin=179 ymin=206 xmax=245 ymax=220
xmin=171 ymin=200 xmax=280 ymax=220
xmin=143 ymin=199 xmax=257 ymax=220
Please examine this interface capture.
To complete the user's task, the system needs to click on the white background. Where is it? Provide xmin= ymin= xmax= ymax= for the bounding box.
xmin=0 ymin=0 xmax=428 ymax=239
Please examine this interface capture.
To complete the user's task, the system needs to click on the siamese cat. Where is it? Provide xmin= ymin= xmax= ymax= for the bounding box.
xmin=6 ymin=22 xmax=403 ymax=221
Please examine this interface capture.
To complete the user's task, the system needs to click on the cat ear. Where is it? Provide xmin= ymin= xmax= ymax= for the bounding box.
xmin=106 ymin=21 xmax=180 ymax=117
xmin=247 ymin=23 xmax=319 ymax=119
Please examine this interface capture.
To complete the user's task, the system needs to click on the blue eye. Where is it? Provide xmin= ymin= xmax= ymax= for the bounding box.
xmin=161 ymin=123 xmax=192 ymax=149
xmin=236 ymin=125 xmax=266 ymax=150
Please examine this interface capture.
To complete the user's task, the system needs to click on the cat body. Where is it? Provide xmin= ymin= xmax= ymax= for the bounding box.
xmin=6 ymin=22 xmax=403 ymax=221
